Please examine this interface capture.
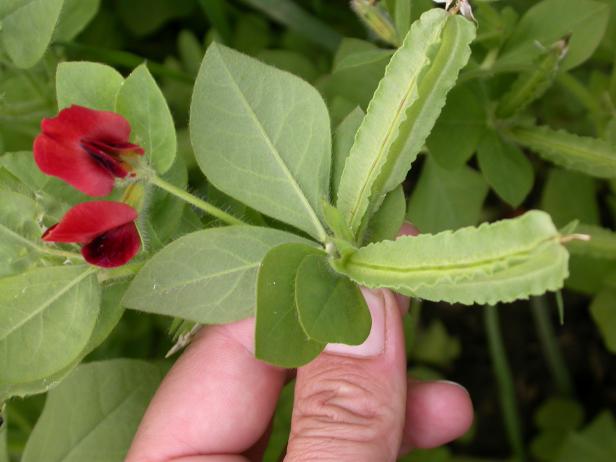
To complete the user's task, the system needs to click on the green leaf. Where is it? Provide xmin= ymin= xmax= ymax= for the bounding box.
xmin=0 ymin=266 xmax=100 ymax=400
xmin=256 ymin=243 xmax=325 ymax=367
xmin=123 ymin=226 xmax=312 ymax=324
xmin=0 ymin=422 xmax=5 ymax=462
xmin=477 ymin=130 xmax=534 ymax=208
xmin=1 ymin=0 xmax=64 ymax=68
xmin=85 ymin=282 xmax=127 ymax=353
xmin=332 ymin=107 xmax=364 ymax=198
xmin=541 ymin=168 xmax=599 ymax=227
xmin=566 ymin=224 xmax=616 ymax=260
xmin=499 ymin=0 xmax=610 ymax=71
xmin=427 ymin=81 xmax=487 ymax=169
xmin=53 ymin=0 xmax=100 ymax=41
xmin=178 ymin=30 xmax=204 ymax=76
xmin=558 ymin=412 xmax=616 ymax=462
xmin=190 ymin=43 xmax=331 ymax=241
xmin=295 ymin=254 xmax=370 ymax=345
xmin=21 ymin=359 xmax=166 ymax=462
xmin=590 ymin=287 xmax=616 ymax=354
xmin=566 ymin=255 xmax=616 ymax=295
xmin=116 ymin=64 xmax=177 ymax=174
xmin=257 ymin=49 xmax=319 ymax=82
xmin=337 ymin=9 xmax=476 ymax=238
xmin=56 ymin=61 xmax=124 ymax=111
xmin=386 ymin=0 xmax=412 ymax=39
xmin=322 ymin=202 xmax=354 ymax=243
xmin=323 ymin=41 xmax=392 ymax=110
xmin=508 ymin=125 xmax=616 ymax=179
xmin=536 ymin=398 xmax=585 ymax=431
xmin=116 ymin=0 xmax=195 ymax=37
xmin=407 ymin=158 xmax=488 ymax=233
xmin=335 ymin=211 xmax=569 ymax=305
xmin=0 ymin=190 xmax=43 ymax=278
xmin=409 ymin=320 xmax=460 ymax=368
xmin=236 ymin=0 xmax=342 ymax=52
xmin=366 ymin=185 xmax=406 ymax=243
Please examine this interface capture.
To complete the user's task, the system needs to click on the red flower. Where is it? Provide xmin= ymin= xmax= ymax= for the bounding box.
xmin=34 ymin=105 xmax=144 ymax=197
xmin=43 ymin=201 xmax=141 ymax=268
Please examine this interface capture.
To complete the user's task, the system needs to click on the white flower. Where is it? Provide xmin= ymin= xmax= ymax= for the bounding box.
xmin=459 ymin=0 xmax=476 ymax=21
xmin=433 ymin=0 xmax=476 ymax=21
xmin=434 ymin=0 xmax=455 ymax=9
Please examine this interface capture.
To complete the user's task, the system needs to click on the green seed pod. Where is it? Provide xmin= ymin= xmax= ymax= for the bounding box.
xmin=496 ymin=37 xmax=569 ymax=119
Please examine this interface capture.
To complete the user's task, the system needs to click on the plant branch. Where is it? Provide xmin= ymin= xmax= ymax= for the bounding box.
xmin=484 ymin=306 xmax=526 ymax=462
xmin=530 ymin=296 xmax=573 ymax=396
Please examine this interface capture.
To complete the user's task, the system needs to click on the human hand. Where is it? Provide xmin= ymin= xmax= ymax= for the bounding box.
xmin=126 ymin=225 xmax=473 ymax=462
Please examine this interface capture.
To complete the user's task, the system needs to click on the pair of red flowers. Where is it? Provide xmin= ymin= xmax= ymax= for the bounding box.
xmin=35 ymin=105 xmax=145 ymax=268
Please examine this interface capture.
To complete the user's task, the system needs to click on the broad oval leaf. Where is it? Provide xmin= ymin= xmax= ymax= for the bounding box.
xmin=21 ymin=359 xmax=165 ymax=462
xmin=332 ymin=107 xmax=364 ymax=197
xmin=509 ymin=125 xmax=616 ymax=179
xmin=295 ymin=254 xmax=371 ymax=345
xmin=541 ymin=168 xmax=599 ymax=227
xmin=407 ymin=158 xmax=488 ymax=233
xmin=0 ymin=190 xmax=43 ymax=278
xmin=190 ymin=43 xmax=331 ymax=241
xmin=336 ymin=9 xmax=476 ymax=238
xmin=255 ymin=243 xmax=325 ymax=367
xmin=477 ymin=130 xmax=534 ymax=208
xmin=0 ymin=265 xmax=100 ymax=393
xmin=53 ymin=0 xmax=100 ymax=41
xmin=116 ymin=64 xmax=177 ymax=174
xmin=427 ymin=81 xmax=487 ymax=169
xmin=334 ymin=211 xmax=569 ymax=305
xmin=123 ymin=226 xmax=313 ymax=324
xmin=499 ymin=0 xmax=610 ymax=71
xmin=56 ymin=61 xmax=124 ymax=111
xmin=1 ymin=0 xmax=64 ymax=68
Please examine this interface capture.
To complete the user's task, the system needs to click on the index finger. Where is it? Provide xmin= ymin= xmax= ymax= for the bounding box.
xmin=126 ymin=318 xmax=285 ymax=462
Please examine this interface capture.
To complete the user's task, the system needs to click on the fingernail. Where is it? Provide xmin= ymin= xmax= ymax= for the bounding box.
xmin=325 ymin=288 xmax=386 ymax=358
xmin=435 ymin=380 xmax=470 ymax=396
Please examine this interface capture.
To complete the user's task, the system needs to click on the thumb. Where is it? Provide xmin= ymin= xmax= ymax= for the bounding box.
xmin=286 ymin=288 xmax=407 ymax=462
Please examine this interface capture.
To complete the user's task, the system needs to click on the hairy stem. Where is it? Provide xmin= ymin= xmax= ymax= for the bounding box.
xmin=150 ymin=175 xmax=247 ymax=226
xmin=530 ymin=296 xmax=573 ymax=396
xmin=484 ymin=306 xmax=526 ymax=462
xmin=97 ymin=262 xmax=144 ymax=284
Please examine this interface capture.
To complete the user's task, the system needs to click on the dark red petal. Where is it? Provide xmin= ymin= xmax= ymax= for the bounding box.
xmin=84 ymin=139 xmax=145 ymax=157
xmin=40 ymin=105 xmax=133 ymax=146
xmin=82 ymin=222 xmax=141 ymax=268
xmin=42 ymin=201 xmax=138 ymax=244
xmin=33 ymin=105 xmax=144 ymax=196
xmin=34 ymin=126 xmax=118 ymax=197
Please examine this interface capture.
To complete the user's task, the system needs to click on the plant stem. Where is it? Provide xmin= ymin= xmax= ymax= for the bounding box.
xmin=97 ymin=262 xmax=144 ymax=284
xmin=150 ymin=175 xmax=247 ymax=226
xmin=53 ymin=42 xmax=194 ymax=84
xmin=484 ymin=306 xmax=526 ymax=462
xmin=530 ymin=296 xmax=573 ymax=396
xmin=39 ymin=246 xmax=84 ymax=260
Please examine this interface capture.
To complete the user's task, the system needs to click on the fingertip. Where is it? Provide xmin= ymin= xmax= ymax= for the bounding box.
xmin=402 ymin=380 xmax=474 ymax=451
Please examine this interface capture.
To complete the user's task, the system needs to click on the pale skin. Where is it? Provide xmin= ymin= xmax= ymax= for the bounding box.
xmin=126 ymin=224 xmax=474 ymax=462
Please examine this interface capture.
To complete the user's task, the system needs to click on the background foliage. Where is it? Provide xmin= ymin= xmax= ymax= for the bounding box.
xmin=1 ymin=0 xmax=616 ymax=461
